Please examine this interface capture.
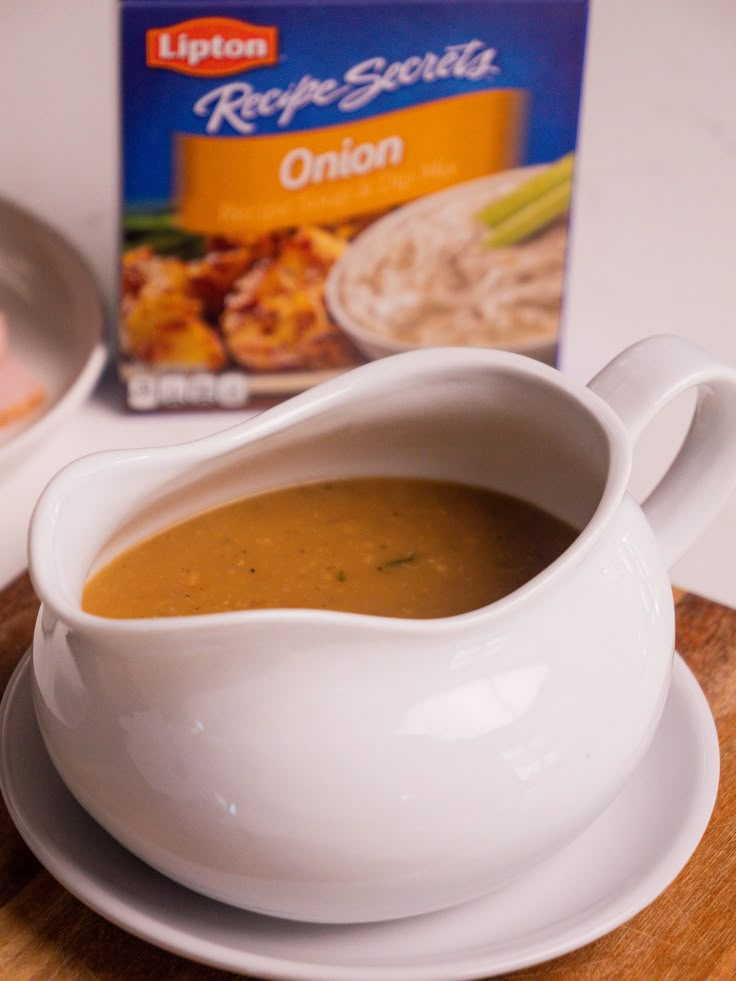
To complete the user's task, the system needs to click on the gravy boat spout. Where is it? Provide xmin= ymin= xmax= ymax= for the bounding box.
xmin=27 ymin=339 xmax=736 ymax=923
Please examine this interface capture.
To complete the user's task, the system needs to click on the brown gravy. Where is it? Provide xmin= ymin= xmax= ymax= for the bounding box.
xmin=82 ymin=477 xmax=577 ymax=620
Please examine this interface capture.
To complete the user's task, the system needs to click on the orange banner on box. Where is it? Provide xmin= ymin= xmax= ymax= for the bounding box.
xmin=175 ymin=89 xmax=527 ymax=236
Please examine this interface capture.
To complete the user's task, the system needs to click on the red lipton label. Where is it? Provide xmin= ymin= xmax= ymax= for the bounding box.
xmin=146 ymin=18 xmax=278 ymax=77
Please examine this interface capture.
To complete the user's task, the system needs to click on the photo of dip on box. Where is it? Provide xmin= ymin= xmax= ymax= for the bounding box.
xmin=119 ymin=0 xmax=588 ymax=410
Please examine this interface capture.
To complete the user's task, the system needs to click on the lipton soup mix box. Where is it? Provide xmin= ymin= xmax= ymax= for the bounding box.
xmin=120 ymin=0 xmax=588 ymax=410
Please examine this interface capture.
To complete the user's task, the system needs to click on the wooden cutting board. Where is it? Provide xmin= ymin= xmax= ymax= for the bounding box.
xmin=1 ymin=573 xmax=735 ymax=980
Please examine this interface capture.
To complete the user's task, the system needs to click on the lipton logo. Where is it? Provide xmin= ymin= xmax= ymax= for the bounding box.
xmin=146 ymin=18 xmax=278 ymax=77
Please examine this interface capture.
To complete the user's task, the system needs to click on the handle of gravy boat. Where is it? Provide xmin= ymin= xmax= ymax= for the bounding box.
xmin=588 ymin=334 xmax=736 ymax=569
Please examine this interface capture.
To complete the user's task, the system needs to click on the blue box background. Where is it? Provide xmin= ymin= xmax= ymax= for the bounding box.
xmin=121 ymin=0 xmax=588 ymax=208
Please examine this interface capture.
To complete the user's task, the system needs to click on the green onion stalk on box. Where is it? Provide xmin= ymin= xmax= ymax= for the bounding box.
xmin=477 ymin=152 xmax=574 ymax=247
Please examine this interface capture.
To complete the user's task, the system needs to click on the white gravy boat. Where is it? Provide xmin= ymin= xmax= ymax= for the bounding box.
xmin=28 ymin=335 xmax=736 ymax=923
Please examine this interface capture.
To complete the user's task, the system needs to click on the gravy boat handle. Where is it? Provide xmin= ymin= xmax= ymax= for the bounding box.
xmin=588 ymin=334 xmax=736 ymax=568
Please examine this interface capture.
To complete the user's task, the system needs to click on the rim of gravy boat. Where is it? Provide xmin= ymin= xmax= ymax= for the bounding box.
xmin=29 ymin=346 xmax=633 ymax=639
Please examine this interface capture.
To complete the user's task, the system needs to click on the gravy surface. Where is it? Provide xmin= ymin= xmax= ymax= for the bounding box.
xmin=82 ymin=477 xmax=577 ymax=620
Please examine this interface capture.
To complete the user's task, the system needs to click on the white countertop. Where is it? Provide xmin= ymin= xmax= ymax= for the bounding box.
xmin=2 ymin=0 xmax=736 ymax=606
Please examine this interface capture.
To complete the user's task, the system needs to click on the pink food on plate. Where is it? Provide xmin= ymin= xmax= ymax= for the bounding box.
xmin=0 ymin=312 xmax=46 ymax=426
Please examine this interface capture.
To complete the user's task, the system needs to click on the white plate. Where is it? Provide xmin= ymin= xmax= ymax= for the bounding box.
xmin=0 ymin=651 xmax=719 ymax=981
xmin=0 ymin=196 xmax=106 ymax=467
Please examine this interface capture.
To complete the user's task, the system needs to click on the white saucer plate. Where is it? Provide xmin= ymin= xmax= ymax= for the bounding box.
xmin=0 ymin=651 xmax=719 ymax=981
xmin=0 ymin=195 xmax=106 ymax=467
